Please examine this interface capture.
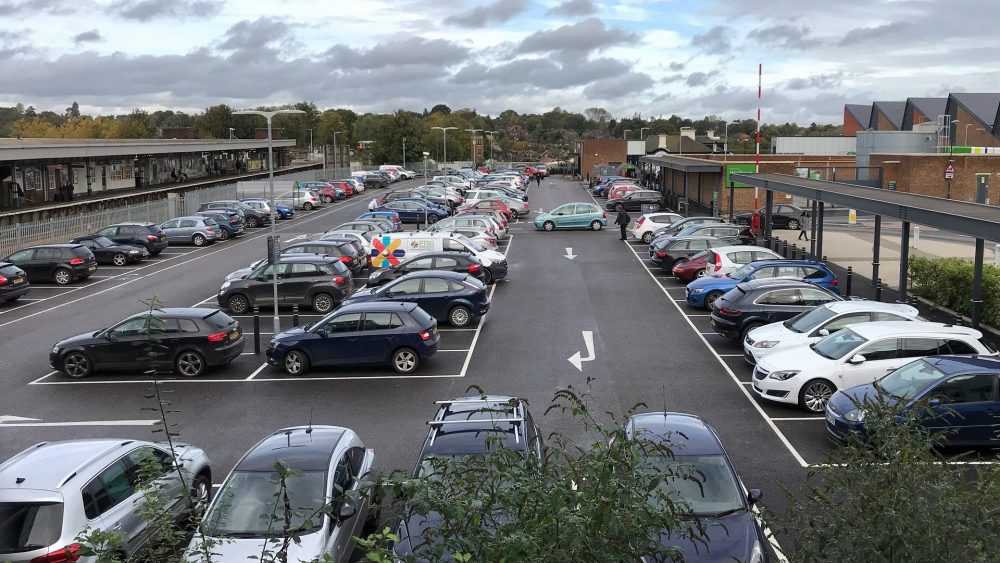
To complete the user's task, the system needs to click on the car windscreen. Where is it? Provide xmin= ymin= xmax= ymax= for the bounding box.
xmin=728 ymin=263 xmax=755 ymax=280
xmin=200 ymin=470 xmax=326 ymax=537
xmin=146 ymin=225 xmax=165 ymax=235
xmin=877 ymin=359 xmax=946 ymax=401
xmin=784 ymin=305 xmax=837 ymax=333
xmin=455 ymin=235 xmax=485 ymax=253
xmin=812 ymin=328 xmax=867 ymax=360
xmin=644 ymin=454 xmax=745 ymax=516
xmin=0 ymin=501 xmax=65 ymax=554
xmin=93 ymin=237 xmax=116 ymax=248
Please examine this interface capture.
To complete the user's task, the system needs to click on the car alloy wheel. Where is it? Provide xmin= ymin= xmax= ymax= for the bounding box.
xmin=112 ymin=252 xmax=128 ymax=266
xmin=704 ymin=290 xmax=722 ymax=310
xmin=227 ymin=294 xmax=250 ymax=314
xmin=323 ymin=195 xmax=333 ymax=203
xmin=481 ymin=268 xmax=493 ymax=285
xmin=449 ymin=305 xmax=472 ymax=327
xmin=312 ymin=293 xmax=334 ymax=313
xmin=283 ymin=350 xmax=309 ymax=376
xmin=801 ymin=379 xmax=836 ymax=413
xmin=696 ymin=269 xmax=705 ymax=278
xmin=53 ymin=268 xmax=72 ymax=285
xmin=303 ymin=202 xmax=314 ymax=210
xmin=176 ymin=351 xmax=206 ymax=377
xmin=392 ymin=347 xmax=419 ymax=373
xmin=191 ymin=474 xmax=212 ymax=518
xmin=788 ymin=219 xmax=800 ymax=230
xmin=642 ymin=232 xmax=653 ymax=243
xmin=427 ymin=214 xmax=439 ymax=224
xmin=510 ymin=209 xmax=519 ymax=218
xmin=590 ymin=220 xmax=603 ymax=231
xmin=218 ymin=229 xmax=231 ymax=241
xmin=62 ymin=352 xmax=92 ymax=378
xmin=192 ymin=234 xmax=207 ymax=246
xmin=245 ymin=216 xmax=259 ymax=228
xmin=543 ymin=221 xmax=555 ymax=231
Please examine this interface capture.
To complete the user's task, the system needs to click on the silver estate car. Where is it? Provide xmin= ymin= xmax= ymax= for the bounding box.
xmin=0 ymin=439 xmax=212 ymax=562
xmin=158 ymin=216 xmax=219 ymax=246
xmin=188 ymin=426 xmax=375 ymax=562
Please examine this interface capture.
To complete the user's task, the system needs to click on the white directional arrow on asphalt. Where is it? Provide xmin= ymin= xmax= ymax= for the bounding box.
xmin=568 ymin=331 xmax=595 ymax=371
xmin=564 ymin=247 xmax=577 ymax=260
xmin=285 ymin=234 xmax=308 ymax=243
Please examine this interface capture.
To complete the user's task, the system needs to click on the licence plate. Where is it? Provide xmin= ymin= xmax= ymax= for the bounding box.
xmin=710 ymin=319 xmax=716 ymax=328
xmin=826 ymin=413 xmax=835 ymax=425
xmin=230 ymin=330 xmax=239 ymax=340
xmin=11 ymin=277 xmax=23 ymax=285
xmin=88 ymin=266 xmax=96 ymax=271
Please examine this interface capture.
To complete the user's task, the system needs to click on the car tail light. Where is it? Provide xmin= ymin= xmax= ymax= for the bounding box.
xmin=339 ymin=256 xmax=352 ymax=263
xmin=68 ymin=257 xmax=86 ymax=265
xmin=334 ymin=276 xmax=345 ymax=285
xmin=469 ymin=263 xmax=482 ymax=273
xmin=204 ymin=226 xmax=214 ymax=232
xmin=714 ymin=252 xmax=722 ymax=272
xmin=656 ymin=250 xmax=667 ymax=258
xmin=830 ymin=278 xmax=838 ymax=286
xmin=635 ymin=217 xmax=645 ymax=228
xmin=30 ymin=543 xmax=82 ymax=563
xmin=206 ymin=330 xmax=228 ymax=343
xmin=0 ymin=275 xmax=7 ymax=285
xmin=717 ymin=307 xmax=742 ymax=318
xmin=602 ymin=211 xmax=607 ymax=219
xmin=147 ymin=235 xmax=159 ymax=241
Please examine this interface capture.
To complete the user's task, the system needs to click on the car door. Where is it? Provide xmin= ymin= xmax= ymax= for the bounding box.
xmin=100 ymin=316 xmax=155 ymax=370
xmin=921 ymin=374 xmax=998 ymax=444
xmin=356 ymin=312 xmax=405 ymax=363
xmin=811 ymin=312 xmax=873 ymax=339
xmin=5 ymin=249 xmax=37 ymax=280
xmin=159 ymin=219 xmax=180 ymax=242
xmin=416 ymin=276 xmax=454 ymax=319
xmin=84 ymin=455 xmax=144 ymax=556
xmin=248 ymin=263 xmax=290 ymax=306
xmin=284 ymin=263 xmax=321 ymax=305
xmin=753 ymin=288 xmax=805 ymax=323
xmin=398 ymin=256 xmax=435 ymax=277
xmin=127 ymin=446 xmax=186 ymax=521
xmin=839 ymin=338 xmax=903 ymax=389
xmin=96 ymin=226 xmax=120 ymax=244
xmin=433 ymin=256 xmax=463 ymax=274
xmin=329 ymin=448 xmax=373 ymax=559
xmin=381 ymin=277 xmax=422 ymax=306
xmin=310 ymin=312 xmax=362 ymax=366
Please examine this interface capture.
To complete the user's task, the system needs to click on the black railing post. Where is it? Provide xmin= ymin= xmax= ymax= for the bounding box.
xmin=292 ymin=304 xmax=300 ymax=327
xmin=782 ymin=240 xmax=788 ymax=257
xmin=845 ymin=266 xmax=853 ymax=297
xmin=875 ymin=278 xmax=883 ymax=301
xmin=253 ymin=305 xmax=261 ymax=355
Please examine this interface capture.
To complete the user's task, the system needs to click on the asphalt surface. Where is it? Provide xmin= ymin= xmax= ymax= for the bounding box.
xmin=0 ymin=176 xmax=821 ymax=555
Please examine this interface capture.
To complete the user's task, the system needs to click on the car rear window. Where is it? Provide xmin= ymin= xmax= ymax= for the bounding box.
xmin=0 ymin=501 xmax=64 ymax=553
xmin=147 ymin=225 xmax=165 ymax=235
xmin=70 ymin=246 xmax=93 ymax=258
xmin=408 ymin=306 xmax=435 ymax=326
xmin=202 ymin=310 xmax=236 ymax=329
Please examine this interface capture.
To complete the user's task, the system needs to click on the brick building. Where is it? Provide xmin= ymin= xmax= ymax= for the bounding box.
xmin=945 ymin=93 xmax=1000 ymax=148
xmin=843 ymin=104 xmax=872 ymax=137
xmin=871 ymin=153 xmax=1000 ymax=202
xmin=869 ymin=101 xmax=905 ymax=131
xmin=901 ymin=98 xmax=946 ymax=130
xmin=576 ymin=139 xmax=627 ymax=181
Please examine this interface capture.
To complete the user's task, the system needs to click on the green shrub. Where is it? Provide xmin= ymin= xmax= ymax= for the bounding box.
xmin=908 ymin=256 xmax=1000 ymax=327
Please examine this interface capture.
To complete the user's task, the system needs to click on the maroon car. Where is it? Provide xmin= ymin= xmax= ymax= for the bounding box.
xmin=671 ymin=250 xmax=711 ymax=283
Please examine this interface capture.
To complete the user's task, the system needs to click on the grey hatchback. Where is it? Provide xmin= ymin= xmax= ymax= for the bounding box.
xmin=158 ymin=216 xmax=219 ymax=246
xmin=0 ymin=439 xmax=212 ymax=563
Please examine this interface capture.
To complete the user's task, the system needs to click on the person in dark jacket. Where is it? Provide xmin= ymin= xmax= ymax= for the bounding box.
xmin=614 ymin=207 xmax=630 ymax=240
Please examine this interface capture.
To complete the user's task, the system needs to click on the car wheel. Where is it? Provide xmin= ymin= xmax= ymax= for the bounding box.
xmin=590 ymin=220 xmax=603 ymax=231
xmin=392 ymin=347 xmax=419 ymax=374
xmin=303 ymin=202 xmax=314 ymax=211
xmin=53 ymin=268 xmax=72 ymax=285
xmin=427 ymin=214 xmax=439 ymax=224
xmin=740 ymin=322 xmax=763 ymax=343
xmin=695 ymin=269 xmax=706 ymax=278
xmin=217 ymin=229 xmax=231 ymax=241
xmin=312 ymin=293 xmax=334 ymax=313
xmin=800 ymin=379 xmax=836 ymax=413
xmin=704 ymin=290 xmax=723 ymax=310
xmin=190 ymin=473 xmax=212 ymax=519
xmin=245 ymin=216 xmax=259 ymax=228
xmin=283 ymin=350 xmax=310 ymax=376
xmin=543 ymin=221 xmax=555 ymax=231
xmin=61 ymin=351 xmax=93 ymax=378
xmin=641 ymin=232 xmax=653 ymax=243
xmin=175 ymin=350 xmax=206 ymax=378
xmin=323 ymin=195 xmax=333 ymax=203
xmin=192 ymin=234 xmax=207 ymax=246
xmin=148 ymin=247 xmax=162 ymax=256
xmin=227 ymin=293 xmax=251 ymax=314
xmin=787 ymin=219 xmax=800 ymax=230
xmin=481 ymin=268 xmax=493 ymax=285
xmin=111 ymin=252 xmax=128 ymax=266
xmin=449 ymin=305 xmax=472 ymax=327
xmin=510 ymin=209 xmax=519 ymax=218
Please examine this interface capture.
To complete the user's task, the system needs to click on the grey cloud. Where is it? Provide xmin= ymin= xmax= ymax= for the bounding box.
xmin=685 ymin=71 xmax=716 ymax=87
xmin=73 ymin=30 xmax=103 ymax=44
xmin=669 ymin=61 xmax=685 ymax=71
xmin=326 ymin=37 xmax=469 ymax=69
xmin=785 ymin=72 xmax=844 ymax=91
xmin=0 ymin=29 xmax=33 ymax=59
xmin=838 ymin=22 xmax=911 ymax=46
xmin=690 ymin=25 xmax=731 ymax=55
xmin=547 ymin=0 xmax=598 ymax=16
xmin=445 ymin=0 xmax=529 ymax=28
xmin=218 ymin=17 xmax=295 ymax=60
xmin=110 ymin=0 xmax=222 ymax=21
xmin=746 ymin=23 xmax=819 ymax=50
xmin=517 ymin=18 xmax=637 ymax=54
xmin=583 ymin=71 xmax=653 ymax=99
xmin=0 ymin=0 xmax=79 ymax=15
xmin=452 ymin=55 xmax=627 ymax=90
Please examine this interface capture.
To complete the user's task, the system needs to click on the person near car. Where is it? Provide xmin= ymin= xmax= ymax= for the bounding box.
xmin=798 ymin=210 xmax=811 ymax=241
xmin=368 ymin=197 xmax=378 ymax=212
xmin=615 ymin=207 xmax=630 ymax=240
xmin=535 ymin=175 xmax=541 ymax=187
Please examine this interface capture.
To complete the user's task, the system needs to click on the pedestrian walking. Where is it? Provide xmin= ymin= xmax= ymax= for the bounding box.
xmin=797 ymin=210 xmax=810 ymax=241
xmin=535 ymin=174 xmax=541 ymax=187
xmin=368 ymin=197 xmax=378 ymax=212
xmin=614 ymin=207 xmax=630 ymax=240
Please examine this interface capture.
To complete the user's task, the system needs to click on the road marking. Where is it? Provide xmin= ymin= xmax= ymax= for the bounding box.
xmin=0 ymin=419 xmax=158 ymax=427
xmin=30 ymin=371 xmax=58 ymax=384
xmin=436 ymin=349 xmax=472 ymax=352
xmin=718 ymin=354 xmax=744 ymax=357
xmin=0 ymin=415 xmax=41 ymax=423
xmin=568 ymin=330 xmax=596 ymax=371
xmin=688 ymin=314 xmax=712 ymax=317
xmin=770 ymin=417 xmax=826 ymax=422
xmin=246 ymin=362 xmax=269 ymax=381
xmin=564 ymin=247 xmax=577 ymax=260
xmin=30 ymin=374 xmax=467 ymax=385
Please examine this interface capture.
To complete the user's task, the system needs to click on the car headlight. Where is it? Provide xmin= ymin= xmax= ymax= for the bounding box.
xmin=52 ymin=345 xmax=60 ymax=354
xmin=753 ymin=340 xmax=779 ymax=349
xmin=221 ymin=281 xmax=232 ymax=290
xmin=688 ymin=288 xmax=704 ymax=294
xmin=749 ymin=539 xmax=764 ymax=563
xmin=768 ymin=370 xmax=800 ymax=381
xmin=844 ymin=409 xmax=865 ymax=422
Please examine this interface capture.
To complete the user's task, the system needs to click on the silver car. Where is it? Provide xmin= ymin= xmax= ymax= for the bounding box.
xmin=275 ymin=190 xmax=320 ymax=210
xmin=188 ymin=426 xmax=375 ymax=562
xmin=0 ymin=439 xmax=212 ymax=563
xmin=433 ymin=215 xmax=505 ymax=240
xmin=159 ymin=216 xmax=219 ymax=246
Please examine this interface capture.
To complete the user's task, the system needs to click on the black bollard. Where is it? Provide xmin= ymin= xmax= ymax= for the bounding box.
xmin=875 ymin=278 xmax=883 ymax=301
xmin=782 ymin=240 xmax=788 ymax=257
xmin=253 ymin=305 xmax=261 ymax=355
xmin=292 ymin=304 xmax=300 ymax=327
xmin=822 ymin=255 xmax=828 ymax=266
xmin=791 ymin=244 xmax=799 ymax=260
xmin=845 ymin=266 xmax=853 ymax=297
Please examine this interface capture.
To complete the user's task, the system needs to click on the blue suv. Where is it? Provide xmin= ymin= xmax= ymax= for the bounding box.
xmin=685 ymin=259 xmax=838 ymax=310
xmin=341 ymin=270 xmax=490 ymax=327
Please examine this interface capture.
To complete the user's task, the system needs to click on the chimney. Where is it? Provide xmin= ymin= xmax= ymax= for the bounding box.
xmin=681 ymin=129 xmax=696 ymax=140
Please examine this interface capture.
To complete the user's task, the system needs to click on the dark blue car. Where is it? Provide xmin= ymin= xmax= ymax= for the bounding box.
xmin=627 ymin=412 xmax=768 ymax=563
xmin=358 ymin=211 xmax=403 ymax=232
xmin=827 ymin=355 xmax=1000 ymax=446
xmin=266 ymin=301 xmax=440 ymax=375
xmin=377 ymin=199 xmax=450 ymax=224
xmin=686 ymin=259 xmax=839 ymax=310
xmin=341 ymin=270 xmax=490 ymax=327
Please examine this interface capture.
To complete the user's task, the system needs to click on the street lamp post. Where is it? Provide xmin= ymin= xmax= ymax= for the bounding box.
xmin=485 ymin=131 xmax=497 ymax=162
xmin=332 ymin=131 xmax=342 ymax=178
xmin=623 ymin=129 xmax=632 ymax=140
xmin=402 ymin=137 xmax=407 ymax=170
xmin=232 ymin=109 xmax=306 ymax=334
xmin=639 ymin=127 xmax=649 ymax=140
xmin=422 ymin=152 xmax=430 ymax=226
xmin=432 ymin=126 xmax=457 ymax=169
xmin=679 ymin=126 xmax=694 ymax=155
xmin=228 ymin=127 xmax=236 ymax=140
xmin=465 ymin=128 xmax=482 ymax=164
xmin=308 ymin=128 xmax=313 ymax=161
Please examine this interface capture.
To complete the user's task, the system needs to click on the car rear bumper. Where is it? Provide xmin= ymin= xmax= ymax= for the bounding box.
xmin=1 ymin=283 xmax=31 ymax=301
xmin=206 ymin=335 xmax=245 ymax=366
xmin=490 ymin=260 xmax=508 ymax=280
xmin=709 ymin=314 xmax=739 ymax=338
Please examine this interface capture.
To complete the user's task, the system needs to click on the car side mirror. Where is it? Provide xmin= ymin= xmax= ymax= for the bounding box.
xmin=927 ymin=397 xmax=943 ymax=407
xmin=817 ymin=328 xmax=830 ymax=337
xmin=743 ymin=274 xmax=755 ymax=282
xmin=383 ymin=291 xmax=393 ymax=298
xmin=316 ymin=329 xmax=328 ymax=338
xmin=747 ymin=488 xmax=763 ymax=505
xmin=337 ymin=504 xmax=356 ymax=523
xmin=105 ymin=332 xmax=117 ymax=342
xmin=847 ymin=354 xmax=866 ymax=365
xmin=255 ymin=276 xmax=267 ymax=282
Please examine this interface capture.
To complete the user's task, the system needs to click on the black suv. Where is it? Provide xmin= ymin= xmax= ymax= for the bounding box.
xmin=218 ymin=255 xmax=355 ymax=314
xmin=4 ymin=244 xmax=98 ymax=284
xmin=394 ymin=396 xmax=542 ymax=560
xmin=363 ymin=173 xmax=387 ymax=189
xmin=605 ymin=189 xmax=664 ymax=212
xmin=710 ymin=279 xmax=843 ymax=341
xmin=280 ymin=240 xmax=365 ymax=275
xmin=199 ymin=200 xmax=271 ymax=228
xmin=0 ymin=261 xmax=30 ymax=303
xmin=49 ymin=308 xmax=244 ymax=378
xmin=96 ymin=222 xmax=169 ymax=255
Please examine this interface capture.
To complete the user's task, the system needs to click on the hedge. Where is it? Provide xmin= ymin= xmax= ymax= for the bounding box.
xmin=908 ymin=256 xmax=1000 ymax=328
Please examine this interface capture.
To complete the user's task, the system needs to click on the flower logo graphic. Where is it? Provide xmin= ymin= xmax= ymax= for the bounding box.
xmin=370 ymin=236 xmax=405 ymax=268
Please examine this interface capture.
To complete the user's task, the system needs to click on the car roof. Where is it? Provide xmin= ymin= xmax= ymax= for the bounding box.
xmin=735 ymin=279 xmax=838 ymax=293
xmin=22 ymin=243 xmax=81 ymax=249
xmin=398 ymin=270 xmax=467 ymax=280
xmin=748 ymin=259 xmax=826 ymax=267
xmin=923 ymin=355 xmax=1000 ymax=374
xmin=848 ymin=320 xmax=983 ymax=339
xmin=422 ymin=396 xmax=528 ymax=456
xmin=112 ymin=222 xmax=155 ymax=226
xmin=126 ymin=307 xmax=223 ymax=319
xmin=709 ymin=245 xmax=775 ymax=254
xmin=337 ymin=301 xmax=418 ymax=314
xmin=236 ymin=426 xmax=347 ymax=472
xmin=0 ymin=439 xmax=143 ymax=491
xmin=274 ymin=255 xmax=339 ymax=263
xmin=820 ymin=301 xmax=920 ymax=316
xmin=626 ymin=412 xmax=724 ymax=456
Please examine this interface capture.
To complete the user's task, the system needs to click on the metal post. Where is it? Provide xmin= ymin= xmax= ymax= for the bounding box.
xmin=898 ymin=221 xmax=910 ymax=302
xmin=871 ymin=215 xmax=882 ymax=286
xmin=292 ymin=304 xmax=300 ymax=327
xmin=253 ymin=306 xmax=261 ymax=355
xmin=782 ymin=239 xmax=788 ymax=257
xmin=402 ymin=138 xmax=406 ymax=170
xmin=809 ymin=199 xmax=818 ymax=256
xmin=815 ymin=202 xmax=824 ymax=261
xmin=727 ymin=181 xmax=735 ymax=223
xmin=822 ymin=255 xmax=827 ymax=266
xmin=876 ymin=278 xmax=883 ymax=301
xmin=791 ymin=244 xmax=798 ymax=260
xmin=846 ymin=266 xmax=853 ymax=297
xmin=764 ymin=190 xmax=774 ymax=243
xmin=265 ymin=115 xmax=279 ymax=334
xmin=972 ymin=238 xmax=985 ymax=328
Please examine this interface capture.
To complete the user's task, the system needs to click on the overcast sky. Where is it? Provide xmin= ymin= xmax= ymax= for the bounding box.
xmin=1 ymin=0 xmax=998 ymax=124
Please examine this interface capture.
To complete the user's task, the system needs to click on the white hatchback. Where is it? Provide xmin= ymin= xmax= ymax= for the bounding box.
xmin=704 ymin=245 xmax=782 ymax=277
xmin=751 ymin=321 xmax=993 ymax=413
xmin=631 ymin=212 xmax=684 ymax=243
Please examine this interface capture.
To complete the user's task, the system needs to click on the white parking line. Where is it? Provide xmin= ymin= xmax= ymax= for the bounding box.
xmin=437 ymin=349 xmax=472 ymax=352
xmin=718 ymin=354 xmax=743 ymax=357
xmin=245 ymin=362 xmax=268 ymax=381
xmin=770 ymin=417 xmax=825 ymax=422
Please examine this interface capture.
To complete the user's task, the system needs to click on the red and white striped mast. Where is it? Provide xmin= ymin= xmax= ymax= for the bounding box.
xmin=755 ymin=63 xmax=761 ymax=208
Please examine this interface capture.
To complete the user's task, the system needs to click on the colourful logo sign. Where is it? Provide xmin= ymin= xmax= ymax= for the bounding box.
xmin=370 ymin=236 xmax=405 ymax=268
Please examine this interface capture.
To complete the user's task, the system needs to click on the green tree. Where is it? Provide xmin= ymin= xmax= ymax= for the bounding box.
xmin=194 ymin=104 xmax=234 ymax=139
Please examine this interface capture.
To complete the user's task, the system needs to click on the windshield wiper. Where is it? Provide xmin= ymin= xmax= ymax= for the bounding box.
xmin=809 ymin=342 xmax=831 ymax=359
xmin=705 ymin=507 xmax=745 ymax=518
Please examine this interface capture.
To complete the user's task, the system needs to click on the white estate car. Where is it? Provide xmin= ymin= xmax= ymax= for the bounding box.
xmin=632 ymin=212 xmax=685 ymax=243
xmin=744 ymin=301 xmax=920 ymax=365
xmin=704 ymin=245 xmax=782 ymax=277
xmin=751 ymin=321 xmax=993 ymax=413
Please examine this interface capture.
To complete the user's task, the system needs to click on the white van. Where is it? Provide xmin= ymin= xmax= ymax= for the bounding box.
xmin=369 ymin=231 xmax=508 ymax=284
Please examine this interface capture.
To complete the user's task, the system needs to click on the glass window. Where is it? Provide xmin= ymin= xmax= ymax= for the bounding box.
xmin=179 ymin=219 xmax=197 ymax=228
xmin=289 ymin=263 xmax=319 ymax=278
xmin=385 ymin=278 xmax=422 ymax=296
xmin=35 ymin=248 xmax=61 ymax=261
xmin=802 ymin=267 xmax=827 ymax=280
xmin=822 ymin=313 xmax=872 ymax=333
xmin=363 ymin=313 xmax=403 ymax=330
xmin=435 ymin=257 xmax=460 ymax=268
xmin=668 ymin=241 xmax=690 ymax=251
xmin=97 ymin=227 xmax=116 ymax=236
xmin=875 ymin=312 xmax=910 ymax=322
xmin=200 ymin=470 xmax=325 ymax=537
xmin=900 ymin=338 xmax=948 ymax=358
xmin=161 ymin=220 xmax=179 ymax=229
xmin=177 ymin=318 xmax=200 ymax=333
xmin=99 ymin=460 xmax=135 ymax=508
xmin=251 ymin=263 xmax=290 ymax=280
xmin=750 ymin=266 xmax=777 ymax=279
xmin=799 ymin=288 xmax=837 ymax=306
xmin=0 ymin=501 xmax=64 ymax=553
xmin=126 ymin=447 xmax=173 ymax=478
xmin=929 ymin=374 xmax=995 ymax=404
xmin=858 ymin=339 xmax=899 ymax=361
xmin=775 ymin=266 xmax=800 ymax=278
xmin=813 ymin=328 xmax=868 ymax=360
xmin=946 ymin=340 xmax=979 ymax=354
xmin=756 ymin=289 xmax=801 ymax=306
xmin=728 ymin=251 xmax=755 ymax=264
xmin=79 ymin=239 xmax=96 ymax=249
xmin=405 ymin=257 xmax=435 ymax=270
xmin=646 ymin=454 xmax=745 ymax=516
xmin=110 ymin=317 xmax=149 ymax=338
xmin=423 ymin=277 xmax=451 ymax=293
xmin=323 ymin=313 xmax=361 ymax=333
xmin=752 ymin=251 xmax=776 ymax=261
xmin=6 ymin=249 xmax=32 ymax=262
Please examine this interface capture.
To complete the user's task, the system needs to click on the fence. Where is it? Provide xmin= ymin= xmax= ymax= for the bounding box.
xmin=0 ymin=184 xmax=236 ymax=257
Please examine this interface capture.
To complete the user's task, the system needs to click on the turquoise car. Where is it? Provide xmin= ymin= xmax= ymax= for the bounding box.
xmin=534 ymin=202 xmax=607 ymax=231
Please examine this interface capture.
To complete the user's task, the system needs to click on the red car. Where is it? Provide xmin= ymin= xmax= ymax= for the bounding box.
xmin=458 ymin=199 xmax=512 ymax=220
xmin=608 ymin=185 xmax=641 ymax=200
xmin=671 ymin=250 xmax=712 ymax=283
xmin=306 ymin=183 xmax=338 ymax=203
xmin=331 ymin=180 xmax=354 ymax=196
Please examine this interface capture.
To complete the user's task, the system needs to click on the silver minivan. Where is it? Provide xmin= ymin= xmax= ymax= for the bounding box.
xmin=159 ymin=216 xmax=219 ymax=246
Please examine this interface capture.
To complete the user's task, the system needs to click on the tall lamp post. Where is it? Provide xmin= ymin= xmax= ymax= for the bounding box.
xmin=331 ymin=131 xmax=342 ymax=178
xmin=232 ymin=108 xmax=306 ymax=334
xmin=432 ymin=126 xmax=457 ymax=168
xmin=485 ymin=130 xmax=497 ymax=162
xmin=639 ymin=127 xmax=649 ymax=140
xmin=402 ymin=137 xmax=407 ymax=170
xmin=422 ymin=152 xmax=430 ymax=225
xmin=679 ymin=126 xmax=694 ymax=155
xmin=465 ymin=128 xmax=482 ymax=164
xmin=307 ymin=128 xmax=313 ymax=161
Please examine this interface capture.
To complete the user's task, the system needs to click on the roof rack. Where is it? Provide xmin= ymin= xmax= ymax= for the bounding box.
xmin=427 ymin=400 xmax=525 ymax=446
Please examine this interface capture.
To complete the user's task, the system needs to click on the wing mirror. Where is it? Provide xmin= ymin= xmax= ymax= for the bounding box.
xmin=927 ymin=397 xmax=943 ymax=407
xmin=743 ymin=274 xmax=755 ymax=282
xmin=747 ymin=488 xmax=763 ymax=505
xmin=337 ymin=504 xmax=357 ymax=523
xmin=316 ymin=329 xmax=328 ymax=338
xmin=847 ymin=354 xmax=866 ymax=365
xmin=104 ymin=331 xmax=117 ymax=342
xmin=817 ymin=328 xmax=830 ymax=337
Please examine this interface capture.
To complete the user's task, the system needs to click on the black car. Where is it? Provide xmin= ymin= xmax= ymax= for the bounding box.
xmin=394 ymin=396 xmax=542 ymax=560
xmin=735 ymin=204 xmax=804 ymax=230
xmin=605 ymin=190 xmax=664 ymax=212
xmin=626 ymin=412 xmax=768 ymax=563
xmin=96 ymin=222 xmax=168 ymax=255
xmin=650 ymin=216 xmax=725 ymax=241
xmin=0 ymin=261 xmax=30 ymax=303
xmin=49 ymin=307 xmax=244 ymax=378
xmin=315 ymin=234 xmax=369 ymax=273
xmin=218 ymin=255 xmax=355 ymax=314
xmin=4 ymin=244 xmax=97 ymax=285
xmin=674 ymin=223 xmax=756 ymax=245
xmin=380 ymin=189 xmax=450 ymax=209
xmin=280 ymin=240 xmax=366 ymax=275
xmin=69 ymin=235 xmax=148 ymax=265
xmin=368 ymin=252 xmax=486 ymax=287
xmin=363 ymin=173 xmax=387 ymax=189
xmin=199 ymin=200 xmax=271 ymax=228
xmin=195 ymin=210 xmax=245 ymax=240
xmin=710 ymin=279 xmax=844 ymax=341
xmin=649 ymin=235 xmax=725 ymax=270
xmin=341 ymin=270 xmax=490 ymax=327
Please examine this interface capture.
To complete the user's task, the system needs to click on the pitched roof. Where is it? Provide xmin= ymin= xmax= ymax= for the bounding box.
xmin=947 ymin=93 xmax=1000 ymax=131
xmin=869 ymin=101 xmax=905 ymax=130
xmin=844 ymin=104 xmax=872 ymax=127
xmin=902 ymin=97 xmax=946 ymax=130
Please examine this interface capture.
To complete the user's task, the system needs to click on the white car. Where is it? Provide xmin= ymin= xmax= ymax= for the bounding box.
xmin=751 ymin=321 xmax=993 ymax=413
xmin=425 ymin=226 xmax=498 ymax=251
xmin=704 ymin=245 xmax=782 ymax=277
xmin=632 ymin=212 xmax=684 ymax=243
xmin=744 ymin=301 xmax=921 ymax=365
xmin=322 ymin=229 xmax=373 ymax=257
xmin=275 ymin=190 xmax=320 ymax=210
xmin=464 ymin=190 xmax=529 ymax=218
xmin=342 ymin=178 xmax=365 ymax=193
